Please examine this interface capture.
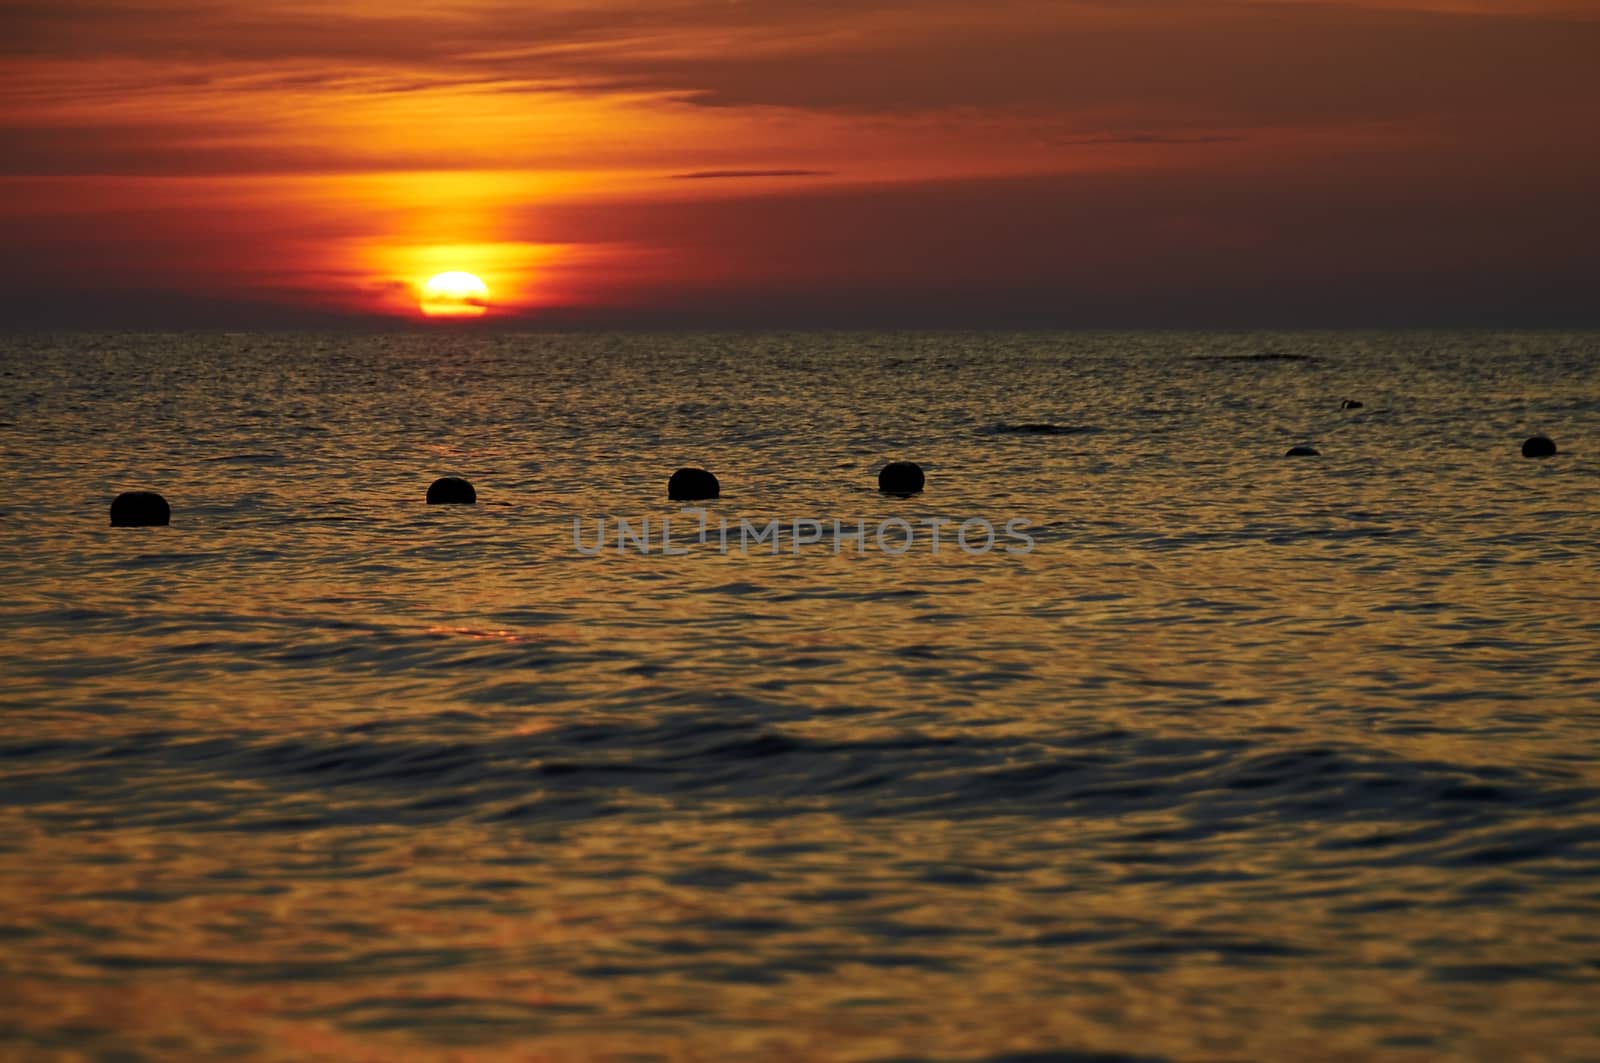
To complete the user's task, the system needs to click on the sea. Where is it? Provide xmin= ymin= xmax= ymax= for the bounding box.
xmin=2 ymin=331 xmax=1597 ymax=1061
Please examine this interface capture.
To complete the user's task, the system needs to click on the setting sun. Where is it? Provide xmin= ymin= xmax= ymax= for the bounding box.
xmin=419 ymin=272 xmax=489 ymax=318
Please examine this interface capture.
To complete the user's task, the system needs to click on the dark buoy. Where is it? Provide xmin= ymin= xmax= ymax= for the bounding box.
xmin=668 ymin=467 xmax=719 ymax=501
xmin=1341 ymin=399 xmax=1364 ymax=409
xmin=426 ymin=476 xmax=476 ymax=504
xmin=1285 ymin=445 xmax=1321 ymax=457
xmin=878 ymin=461 xmax=925 ymax=494
xmin=1521 ymin=436 xmax=1557 ymax=459
xmin=110 ymin=490 xmax=170 ymax=527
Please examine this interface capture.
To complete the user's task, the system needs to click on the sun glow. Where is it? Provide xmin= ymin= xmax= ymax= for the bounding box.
xmin=419 ymin=271 xmax=489 ymax=317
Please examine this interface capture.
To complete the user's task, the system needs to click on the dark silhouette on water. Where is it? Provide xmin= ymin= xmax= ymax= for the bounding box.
xmin=986 ymin=423 xmax=1093 ymax=436
xmin=879 ymin=461 xmax=925 ymax=494
xmin=668 ymin=467 xmax=719 ymax=500
xmin=1341 ymin=399 xmax=1364 ymax=409
xmin=1285 ymin=445 xmax=1321 ymax=457
xmin=427 ymin=477 xmax=476 ymax=504
xmin=1200 ymin=351 xmax=1317 ymax=363
xmin=110 ymin=490 xmax=170 ymax=526
xmin=1521 ymin=436 xmax=1557 ymax=459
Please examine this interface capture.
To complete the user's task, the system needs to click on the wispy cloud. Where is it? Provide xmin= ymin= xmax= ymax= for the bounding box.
xmin=669 ymin=169 xmax=832 ymax=180
xmin=2 ymin=0 xmax=1597 ymax=326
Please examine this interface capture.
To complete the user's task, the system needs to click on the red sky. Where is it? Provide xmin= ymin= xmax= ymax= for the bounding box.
xmin=3 ymin=0 xmax=1598 ymax=327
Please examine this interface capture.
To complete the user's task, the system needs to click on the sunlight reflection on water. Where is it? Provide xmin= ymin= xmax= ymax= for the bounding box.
xmin=1 ymin=331 xmax=1598 ymax=1060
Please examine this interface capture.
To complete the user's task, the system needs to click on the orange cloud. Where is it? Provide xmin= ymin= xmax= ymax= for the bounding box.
xmin=2 ymin=0 xmax=1597 ymax=325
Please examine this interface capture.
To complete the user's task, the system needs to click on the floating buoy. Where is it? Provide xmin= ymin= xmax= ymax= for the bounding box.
xmin=1341 ymin=399 xmax=1364 ymax=409
xmin=110 ymin=490 xmax=170 ymax=527
xmin=878 ymin=461 xmax=925 ymax=494
xmin=1521 ymin=436 xmax=1557 ymax=459
xmin=668 ymin=467 xmax=719 ymax=501
xmin=1285 ymin=445 xmax=1321 ymax=457
xmin=426 ymin=476 xmax=476 ymax=504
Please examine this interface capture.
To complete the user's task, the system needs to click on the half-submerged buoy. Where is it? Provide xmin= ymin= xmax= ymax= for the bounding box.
xmin=668 ymin=467 xmax=719 ymax=501
xmin=1285 ymin=445 xmax=1321 ymax=457
xmin=878 ymin=461 xmax=925 ymax=494
xmin=427 ymin=476 xmax=476 ymax=504
xmin=1341 ymin=399 xmax=1364 ymax=409
xmin=110 ymin=490 xmax=170 ymax=527
xmin=1521 ymin=436 xmax=1557 ymax=459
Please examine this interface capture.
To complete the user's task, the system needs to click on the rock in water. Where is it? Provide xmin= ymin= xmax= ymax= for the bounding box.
xmin=427 ymin=477 xmax=477 ymax=504
xmin=110 ymin=491 xmax=170 ymax=527
xmin=878 ymin=461 xmax=926 ymax=494
xmin=1521 ymin=436 xmax=1557 ymax=459
xmin=668 ymin=467 xmax=720 ymax=500
xmin=1341 ymin=399 xmax=1364 ymax=409
xmin=1285 ymin=445 xmax=1321 ymax=457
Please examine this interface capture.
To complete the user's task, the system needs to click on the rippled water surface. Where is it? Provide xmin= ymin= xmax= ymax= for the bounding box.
xmin=3 ymin=331 xmax=1598 ymax=1061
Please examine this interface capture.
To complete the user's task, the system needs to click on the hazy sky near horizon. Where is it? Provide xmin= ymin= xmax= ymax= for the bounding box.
xmin=3 ymin=0 xmax=1598 ymax=327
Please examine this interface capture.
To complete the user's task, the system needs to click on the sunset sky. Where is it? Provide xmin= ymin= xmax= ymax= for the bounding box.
xmin=4 ymin=0 xmax=1598 ymax=328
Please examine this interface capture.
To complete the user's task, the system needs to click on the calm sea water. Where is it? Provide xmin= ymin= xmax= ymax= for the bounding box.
xmin=2 ymin=331 xmax=1598 ymax=1061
